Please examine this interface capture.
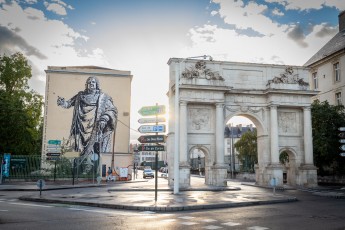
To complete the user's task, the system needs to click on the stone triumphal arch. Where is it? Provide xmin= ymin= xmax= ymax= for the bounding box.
xmin=167 ymin=58 xmax=318 ymax=188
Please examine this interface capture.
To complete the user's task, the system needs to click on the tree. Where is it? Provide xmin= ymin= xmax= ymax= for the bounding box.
xmin=311 ymin=100 xmax=345 ymax=176
xmin=234 ymin=129 xmax=258 ymax=172
xmin=0 ymin=52 xmax=43 ymax=155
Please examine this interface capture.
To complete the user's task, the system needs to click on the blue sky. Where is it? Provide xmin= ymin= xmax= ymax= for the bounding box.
xmin=1 ymin=0 xmax=344 ymax=142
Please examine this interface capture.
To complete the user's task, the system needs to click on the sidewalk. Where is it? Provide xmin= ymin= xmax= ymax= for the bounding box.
xmin=1 ymin=176 xmax=299 ymax=212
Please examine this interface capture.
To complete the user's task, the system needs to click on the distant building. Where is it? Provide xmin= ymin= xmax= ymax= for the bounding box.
xmin=304 ymin=11 xmax=345 ymax=105
xmin=224 ymin=124 xmax=256 ymax=172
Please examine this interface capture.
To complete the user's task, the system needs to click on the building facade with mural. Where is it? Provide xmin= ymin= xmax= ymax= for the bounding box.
xmin=42 ymin=66 xmax=132 ymax=177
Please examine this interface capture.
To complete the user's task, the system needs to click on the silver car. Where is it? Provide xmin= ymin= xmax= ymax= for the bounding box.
xmin=143 ymin=169 xmax=154 ymax=178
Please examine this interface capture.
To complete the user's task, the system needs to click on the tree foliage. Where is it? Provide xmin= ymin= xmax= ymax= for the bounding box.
xmin=234 ymin=129 xmax=258 ymax=172
xmin=311 ymin=100 xmax=345 ymax=175
xmin=0 ymin=52 xmax=43 ymax=155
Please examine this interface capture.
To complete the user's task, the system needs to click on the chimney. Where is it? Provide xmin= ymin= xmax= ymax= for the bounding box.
xmin=339 ymin=10 xmax=345 ymax=32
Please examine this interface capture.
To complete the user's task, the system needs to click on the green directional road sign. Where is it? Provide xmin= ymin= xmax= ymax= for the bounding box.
xmin=138 ymin=145 xmax=165 ymax=151
xmin=138 ymin=117 xmax=166 ymax=124
xmin=138 ymin=135 xmax=166 ymax=143
xmin=138 ymin=105 xmax=166 ymax=116
xmin=48 ymin=140 xmax=61 ymax=145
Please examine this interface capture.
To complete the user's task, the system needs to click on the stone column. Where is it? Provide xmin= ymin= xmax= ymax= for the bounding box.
xmin=179 ymin=101 xmax=188 ymax=163
xmin=211 ymin=102 xmax=227 ymax=186
xmin=270 ymin=105 xmax=279 ymax=164
xmin=303 ymin=107 xmax=314 ymax=165
xmin=179 ymin=100 xmax=190 ymax=188
xmin=216 ymin=103 xmax=225 ymax=165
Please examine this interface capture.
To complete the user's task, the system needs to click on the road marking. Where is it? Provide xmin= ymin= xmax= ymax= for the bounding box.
xmin=9 ymin=202 xmax=53 ymax=208
xmin=202 ymin=219 xmax=217 ymax=222
xmin=248 ymin=227 xmax=269 ymax=230
xmin=222 ymin=222 xmax=242 ymax=226
xmin=161 ymin=219 xmax=177 ymax=222
xmin=180 ymin=222 xmax=198 ymax=225
xmin=203 ymin=226 xmax=223 ymax=229
xmin=141 ymin=211 xmax=155 ymax=214
xmin=178 ymin=216 xmax=195 ymax=220
xmin=0 ymin=210 xmax=9 ymax=212
xmin=68 ymin=207 xmax=142 ymax=216
xmin=69 ymin=208 xmax=85 ymax=211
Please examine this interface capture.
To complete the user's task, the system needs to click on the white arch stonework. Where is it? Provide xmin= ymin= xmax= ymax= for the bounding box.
xmin=167 ymin=58 xmax=318 ymax=188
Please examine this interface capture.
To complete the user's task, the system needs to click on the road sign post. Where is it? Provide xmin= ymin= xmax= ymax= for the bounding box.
xmin=138 ymin=104 xmax=166 ymax=202
xmin=138 ymin=105 xmax=166 ymax=116
xmin=137 ymin=145 xmax=165 ymax=151
xmin=138 ymin=117 xmax=166 ymax=124
xmin=138 ymin=125 xmax=166 ymax=133
xmin=138 ymin=135 xmax=166 ymax=143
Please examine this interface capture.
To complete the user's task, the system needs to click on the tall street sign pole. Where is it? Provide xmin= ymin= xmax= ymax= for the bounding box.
xmin=155 ymin=103 xmax=159 ymax=202
xmin=174 ymin=61 xmax=180 ymax=195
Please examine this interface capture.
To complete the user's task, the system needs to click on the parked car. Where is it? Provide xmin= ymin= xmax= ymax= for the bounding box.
xmin=161 ymin=172 xmax=168 ymax=178
xmin=143 ymin=169 xmax=154 ymax=178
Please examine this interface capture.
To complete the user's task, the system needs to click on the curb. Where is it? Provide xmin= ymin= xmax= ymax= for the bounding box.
xmin=0 ymin=184 xmax=106 ymax=191
xmin=107 ymin=187 xmax=242 ymax=192
xmin=19 ymin=196 xmax=298 ymax=212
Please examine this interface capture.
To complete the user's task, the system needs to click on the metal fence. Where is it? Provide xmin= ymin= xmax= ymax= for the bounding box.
xmin=0 ymin=155 xmax=100 ymax=183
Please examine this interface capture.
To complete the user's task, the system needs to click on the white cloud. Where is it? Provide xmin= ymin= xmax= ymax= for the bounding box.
xmin=188 ymin=0 xmax=339 ymax=66
xmin=24 ymin=0 xmax=38 ymax=4
xmin=0 ymin=1 xmax=107 ymax=95
xmin=264 ymin=0 xmax=345 ymax=11
xmin=272 ymin=7 xmax=284 ymax=16
xmin=212 ymin=0 xmax=287 ymax=36
xmin=44 ymin=2 xmax=67 ymax=15
xmin=211 ymin=10 xmax=218 ymax=16
xmin=185 ymin=0 xmax=338 ymax=66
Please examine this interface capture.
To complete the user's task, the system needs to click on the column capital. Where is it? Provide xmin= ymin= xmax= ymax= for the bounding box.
xmin=303 ymin=106 xmax=311 ymax=111
xmin=215 ymin=102 xmax=224 ymax=108
xmin=269 ymin=104 xmax=278 ymax=109
xmin=180 ymin=100 xmax=188 ymax=106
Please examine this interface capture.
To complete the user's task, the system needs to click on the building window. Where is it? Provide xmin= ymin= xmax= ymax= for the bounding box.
xmin=336 ymin=92 xmax=342 ymax=105
xmin=312 ymin=72 xmax=318 ymax=89
xmin=334 ymin=62 xmax=340 ymax=82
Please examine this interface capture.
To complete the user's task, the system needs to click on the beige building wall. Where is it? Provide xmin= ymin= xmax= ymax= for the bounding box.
xmin=42 ymin=66 xmax=132 ymax=162
xmin=309 ymin=55 xmax=345 ymax=105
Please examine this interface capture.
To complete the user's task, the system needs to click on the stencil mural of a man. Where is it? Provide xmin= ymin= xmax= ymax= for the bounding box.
xmin=57 ymin=76 xmax=118 ymax=172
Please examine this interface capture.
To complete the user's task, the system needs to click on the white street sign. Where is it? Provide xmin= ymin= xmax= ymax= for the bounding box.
xmin=138 ymin=124 xmax=166 ymax=133
xmin=339 ymin=127 xmax=345 ymax=131
xmin=138 ymin=117 xmax=166 ymax=124
xmin=339 ymin=145 xmax=345 ymax=151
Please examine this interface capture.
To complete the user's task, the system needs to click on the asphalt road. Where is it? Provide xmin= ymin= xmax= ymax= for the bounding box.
xmin=0 ymin=184 xmax=344 ymax=230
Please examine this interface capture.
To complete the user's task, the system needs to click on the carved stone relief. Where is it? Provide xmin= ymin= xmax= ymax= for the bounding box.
xmin=189 ymin=108 xmax=211 ymax=131
xmin=182 ymin=61 xmax=224 ymax=80
xmin=225 ymin=105 xmax=263 ymax=114
xmin=278 ymin=112 xmax=297 ymax=134
xmin=266 ymin=66 xmax=309 ymax=88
